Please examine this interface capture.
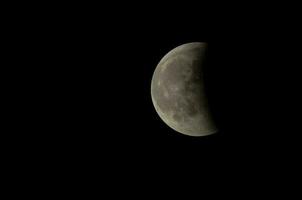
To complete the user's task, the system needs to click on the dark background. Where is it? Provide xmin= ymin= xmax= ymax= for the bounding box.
xmin=45 ymin=15 xmax=293 ymax=180
xmin=7 ymin=3 xmax=300 ymax=195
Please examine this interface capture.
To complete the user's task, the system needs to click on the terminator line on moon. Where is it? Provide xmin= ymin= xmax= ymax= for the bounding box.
xmin=151 ymin=42 xmax=218 ymax=136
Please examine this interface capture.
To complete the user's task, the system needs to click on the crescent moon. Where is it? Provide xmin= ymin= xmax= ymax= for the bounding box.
xmin=151 ymin=42 xmax=218 ymax=137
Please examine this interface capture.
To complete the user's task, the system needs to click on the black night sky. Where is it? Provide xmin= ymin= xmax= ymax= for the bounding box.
xmin=50 ymin=17 xmax=279 ymax=176
xmin=13 ymin=3 xmax=300 ymax=195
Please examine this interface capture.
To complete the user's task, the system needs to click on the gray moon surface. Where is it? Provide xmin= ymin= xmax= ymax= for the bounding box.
xmin=151 ymin=42 xmax=218 ymax=137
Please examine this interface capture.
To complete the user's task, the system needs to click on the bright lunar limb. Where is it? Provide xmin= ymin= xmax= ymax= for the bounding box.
xmin=151 ymin=42 xmax=218 ymax=137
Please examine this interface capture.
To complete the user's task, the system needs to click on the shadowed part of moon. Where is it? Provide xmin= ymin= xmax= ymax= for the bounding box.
xmin=151 ymin=42 xmax=218 ymax=137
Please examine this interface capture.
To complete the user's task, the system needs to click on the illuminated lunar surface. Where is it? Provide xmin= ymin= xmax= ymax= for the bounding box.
xmin=151 ymin=42 xmax=218 ymax=136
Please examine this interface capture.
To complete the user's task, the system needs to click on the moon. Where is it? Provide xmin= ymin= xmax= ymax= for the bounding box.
xmin=151 ymin=42 xmax=218 ymax=137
